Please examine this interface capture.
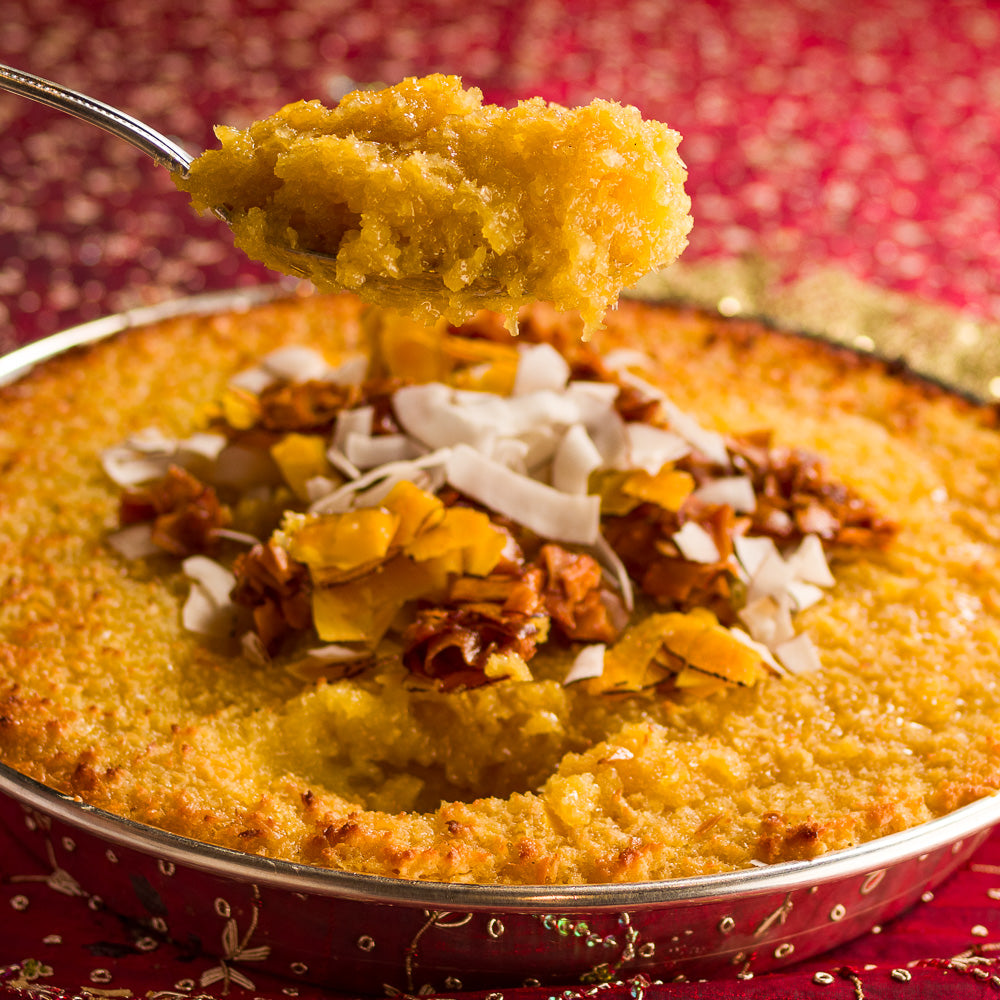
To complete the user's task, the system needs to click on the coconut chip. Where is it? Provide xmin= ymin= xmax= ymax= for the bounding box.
xmin=181 ymin=555 xmax=240 ymax=637
xmin=446 ymin=443 xmax=601 ymax=546
xmin=564 ymin=643 xmax=606 ymax=684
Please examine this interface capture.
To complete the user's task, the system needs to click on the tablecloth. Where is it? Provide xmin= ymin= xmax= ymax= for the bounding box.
xmin=4 ymin=0 xmax=1000 ymax=996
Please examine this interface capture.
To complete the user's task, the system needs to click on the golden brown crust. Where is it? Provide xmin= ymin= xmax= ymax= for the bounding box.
xmin=2 ymin=293 xmax=1000 ymax=884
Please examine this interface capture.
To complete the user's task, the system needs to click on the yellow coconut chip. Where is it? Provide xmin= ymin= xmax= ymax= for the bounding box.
xmin=270 ymin=433 xmax=331 ymax=501
xmin=220 ymin=385 xmax=262 ymax=430
xmin=288 ymin=508 xmax=400 ymax=572
xmin=588 ymin=608 xmax=765 ymax=696
xmin=593 ymin=465 xmax=695 ymax=516
xmin=312 ymin=555 xmax=435 ymax=644
xmin=371 ymin=311 xmax=519 ymax=390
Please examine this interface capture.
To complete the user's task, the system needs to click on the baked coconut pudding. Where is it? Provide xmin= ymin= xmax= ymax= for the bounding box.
xmin=1 ymin=292 xmax=999 ymax=886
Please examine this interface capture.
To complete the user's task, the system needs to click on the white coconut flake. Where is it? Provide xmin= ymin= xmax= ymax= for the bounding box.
xmin=774 ymin=633 xmax=823 ymax=674
xmin=324 ymin=355 xmax=368 ymax=386
xmin=621 ymin=422 xmax=691 ymax=474
xmin=344 ymin=432 xmax=423 ymax=470
xmin=788 ymin=534 xmax=836 ymax=587
xmin=513 ymin=342 xmax=571 ymax=395
xmin=738 ymin=594 xmax=796 ymax=648
xmin=746 ymin=548 xmax=794 ymax=603
xmin=100 ymin=446 xmax=172 ymax=486
xmin=591 ymin=533 xmax=634 ymax=611
xmin=332 ymin=405 xmax=374 ymax=451
xmin=446 ymin=443 xmax=601 ymax=546
xmin=106 ymin=523 xmax=161 ymax=559
xmin=181 ymin=556 xmax=239 ymax=637
xmin=262 ymin=345 xmax=331 ymax=382
xmin=733 ymin=535 xmax=780 ymax=583
xmin=563 ymin=644 xmax=606 ymax=684
xmin=241 ymin=630 xmax=271 ymax=667
xmin=616 ymin=371 xmax=731 ymax=467
xmin=304 ymin=474 xmax=343 ymax=504
xmin=302 ymin=644 xmax=372 ymax=663
xmin=787 ymin=580 xmax=826 ymax=612
xmin=325 ymin=446 xmax=362 ymax=481
xmin=729 ymin=626 xmax=783 ymax=674
xmin=124 ymin=427 xmax=176 ymax=453
xmin=210 ymin=528 xmax=261 ymax=547
xmin=600 ymin=348 xmax=651 ymax=371
xmin=672 ymin=521 xmax=721 ymax=564
xmin=228 ymin=365 xmax=274 ymax=394
xmin=551 ymin=423 xmax=603 ymax=494
xmin=177 ymin=432 xmax=228 ymax=462
xmin=693 ymin=475 xmax=757 ymax=513
xmin=310 ymin=450 xmax=453 ymax=514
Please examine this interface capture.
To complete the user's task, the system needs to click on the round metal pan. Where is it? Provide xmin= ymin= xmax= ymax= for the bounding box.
xmin=2 ymin=289 xmax=998 ymax=994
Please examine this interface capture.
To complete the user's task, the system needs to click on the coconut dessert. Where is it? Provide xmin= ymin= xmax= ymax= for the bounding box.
xmin=1 ymin=292 xmax=998 ymax=885
xmin=174 ymin=75 xmax=692 ymax=334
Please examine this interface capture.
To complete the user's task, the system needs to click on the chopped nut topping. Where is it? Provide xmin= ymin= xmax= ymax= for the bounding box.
xmin=230 ymin=540 xmax=312 ymax=652
xmin=402 ymin=604 xmax=546 ymax=690
xmin=707 ymin=432 xmax=897 ymax=548
xmin=119 ymin=465 xmax=232 ymax=557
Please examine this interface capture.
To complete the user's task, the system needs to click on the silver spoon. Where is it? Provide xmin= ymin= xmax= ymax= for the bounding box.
xmin=0 ymin=62 xmax=500 ymax=300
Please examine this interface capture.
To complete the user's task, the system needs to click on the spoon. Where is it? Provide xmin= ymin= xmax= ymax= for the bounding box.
xmin=0 ymin=62 xmax=500 ymax=300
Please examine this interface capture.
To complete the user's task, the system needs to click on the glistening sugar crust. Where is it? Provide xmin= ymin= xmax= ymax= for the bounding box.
xmin=1 ymin=293 xmax=999 ymax=885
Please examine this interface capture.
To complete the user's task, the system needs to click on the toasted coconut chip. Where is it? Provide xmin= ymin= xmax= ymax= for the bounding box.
xmin=672 ymin=521 xmax=721 ymax=564
xmin=106 ymin=523 xmax=161 ymax=559
xmin=692 ymin=475 xmax=756 ymax=513
xmin=621 ymin=423 xmax=691 ymax=474
xmin=181 ymin=555 xmax=239 ymax=637
xmin=774 ymin=633 xmax=823 ymax=674
xmin=446 ymin=443 xmax=601 ymax=546
xmin=564 ymin=643 xmax=606 ymax=684
xmin=344 ymin=432 xmax=423 ymax=470
xmin=552 ymin=423 xmax=603 ymax=494
xmin=261 ymin=345 xmax=332 ymax=382
xmin=513 ymin=342 xmax=570 ymax=395
xmin=788 ymin=533 xmax=836 ymax=587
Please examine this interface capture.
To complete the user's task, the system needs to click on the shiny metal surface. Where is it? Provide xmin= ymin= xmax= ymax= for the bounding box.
xmin=2 ymin=290 xmax=999 ymax=993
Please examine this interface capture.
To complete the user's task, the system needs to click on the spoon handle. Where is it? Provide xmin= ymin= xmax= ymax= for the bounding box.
xmin=0 ymin=62 xmax=194 ymax=174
